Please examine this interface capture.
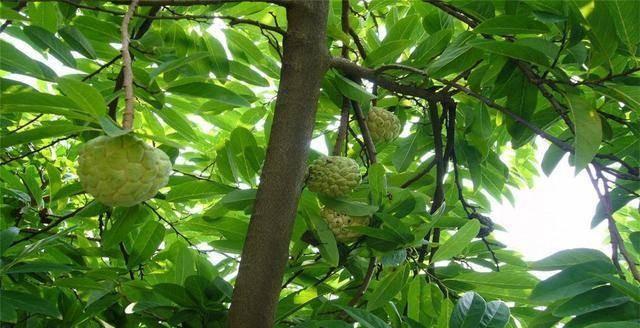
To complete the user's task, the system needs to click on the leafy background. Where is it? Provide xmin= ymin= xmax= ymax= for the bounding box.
xmin=0 ymin=0 xmax=639 ymax=327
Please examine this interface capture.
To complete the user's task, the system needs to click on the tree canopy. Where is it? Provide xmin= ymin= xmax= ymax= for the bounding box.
xmin=0 ymin=0 xmax=639 ymax=327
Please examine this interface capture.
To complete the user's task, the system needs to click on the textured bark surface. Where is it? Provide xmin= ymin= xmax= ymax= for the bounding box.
xmin=228 ymin=1 xmax=329 ymax=327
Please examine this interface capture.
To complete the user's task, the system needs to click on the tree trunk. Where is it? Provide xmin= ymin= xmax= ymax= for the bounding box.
xmin=228 ymin=1 xmax=329 ymax=327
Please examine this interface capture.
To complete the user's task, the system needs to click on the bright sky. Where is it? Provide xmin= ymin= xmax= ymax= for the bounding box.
xmin=490 ymin=141 xmax=608 ymax=261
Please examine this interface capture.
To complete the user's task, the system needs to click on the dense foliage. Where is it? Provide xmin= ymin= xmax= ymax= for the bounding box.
xmin=1 ymin=0 xmax=639 ymax=327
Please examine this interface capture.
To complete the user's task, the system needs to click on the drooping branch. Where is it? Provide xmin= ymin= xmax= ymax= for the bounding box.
xmin=120 ymin=0 xmax=139 ymax=130
xmin=10 ymin=203 xmax=89 ymax=246
xmin=587 ymin=166 xmax=640 ymax=282
xmin=329 ymin=57 xmax=443 ymax=102
xmin=228 ymin=2 xmax=329 ymax=326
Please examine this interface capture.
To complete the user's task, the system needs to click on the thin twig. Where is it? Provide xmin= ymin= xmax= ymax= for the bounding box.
xmin=347 ymin=257 xmax=376 ymax=306
xmin=7 ymin=114 xmax=43 ymax=135
xmin=120 ymin=0 xmax=140 ymax=130
xmin=82 ymin=55 xmax=122 ymax=82
xmin=1 ymin=135 xmax=75 ymax=165
xmin=351 ymin=101 xmax=377 ymax=164
xmin=11 ymin=204 xmax=89 ymax=246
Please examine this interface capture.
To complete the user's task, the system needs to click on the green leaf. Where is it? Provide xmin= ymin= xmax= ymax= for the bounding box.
xmin=302 ymin=207 xmax=339 ymax=267
xmin=471 ymin=40 xmax=550 ymax=67
xmin=152 ymin=108 xmax=198 ymax=142
xmin=368 ymin=163 xmax=387 ymax=206
xmin=0 ymin=123 xmax=93 ymax=148
xmin=166 ymin=81 xmax=250 ymax=107
xmin=57 ymin=77 xmax=106 ymax=118
xmin=530 ymin=260 xmax=615 ymax=302
xmin=447 ymin=271 xmax=539 ymax=289
xmin=0 ymin=92 xmax=93 ymax=121
xmin=480 ymin=301 xmax=510 ymax=328
xmin=505 ymin=72 xmax=538 ymax=141
xmin=0 ymin=40 xmax=54 ymax=81
xmin=474 ymin=15 xmax=549 ymax=35
xmin=410 ymin=29 xmax=453 ymax=66
xmin=450 ymin=292 xmax=487 ymax=328
xmin=23 ymin=25 xmax=76 ymax=67
xmin=596 ymin=85 xmax=640 ymax=112
xmin=530 ymin=248 xmax=611 ymax=271
xmin=593 ymin=275 xmax=640 ymax=303
xmin=0 ymin=227 xmax=20 ymax=256
xmin=58 ymin=26 xmax=97 ymax=59
xmin=605 ymin=0 xmax=640 ymax=55
xmin=72 ymin=16 xmax=119 ymax=42
xmin=407 ymin=279 xmax=442 ymax=327
xmin=432 ymin=219 xmax=481 ymax=263
xmin=202 ymin=34 xmax=229 ymax=78
xmin=153 ymin=283 xmax=197 ymax=307
xmin=229 ymin=61 xmax=269 ymax=87
xmin=22 ymin=166 xmax=43 ymax=208
xmin=592 ymin=186 xmax=638 ymax=227
xmin=128 ymin=220 xmax=165 ymax=267
xmin=565 ymin=94 xmax=602 ymax=173
xmin=1 ymin=290 xmax=60 ymax=318
xmin=553 ymin=286 xmax=630 ymax=317
xmin=219 ymin=189 xmax=257 ymax=210
xmin=365 ymin=39 xmax=412 ymax=67
xmin=148 ymin=52 xmax=210 ymax=82
xmin=54 ymin=278 xmax=105 ymax=291
xmin=27 ymin=2 xmax=58 ymax=33
xmin=333 ymin=72 xmax=375 ymax=103
xmin=541 ymin=143 xmax=565 ymax=176
xmin=383 ymin=15 xmax=420 ymax=43
xmin=366 ymin=264 xmax=409 ymax=311
xmin=166 ymin=180 xmax=235 ymax=203
xmin=584 ymin=322 xmax=640 ymax=328
xmin=317 ymin=195 xmax=378 ymax=217
xmin=335 ymin=304 xmax=391 ymax=328
xmin=588 ymin=0 xmax=618 ymax=68
xmin=102 ymin=205 xmax=149 ymax=248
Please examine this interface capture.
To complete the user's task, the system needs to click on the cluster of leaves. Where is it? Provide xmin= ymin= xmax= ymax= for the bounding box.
xmin=0 ymin=0 xmax=639 ymax=327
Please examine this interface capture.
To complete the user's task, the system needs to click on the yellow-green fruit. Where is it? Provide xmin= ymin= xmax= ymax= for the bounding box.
xmin=321 ymin=207 xmax=369 ymax=243
xmin=307 ymin=156 xmax=361 ymax=198
xmin=77 ymin=135 xmax=172 ymax=207
xmin=366 ymin=107 xmax=401 ymax=143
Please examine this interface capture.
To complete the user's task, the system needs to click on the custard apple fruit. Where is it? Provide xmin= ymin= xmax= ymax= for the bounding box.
xmin=307 ymin=156 xmax=361 ymax=197
xmin=77 ymin=134 xmax=172 ymax=207
xmin=321 ymin=207 xmax=369 ymax=243
xmin=366 ymin=107 xmax=401 ymax=143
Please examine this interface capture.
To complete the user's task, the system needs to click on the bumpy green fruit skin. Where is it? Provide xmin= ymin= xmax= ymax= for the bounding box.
xmin=321 ymin=207 xmax=369 ymax=243
xmin=77 ymin=135 xmax=172 ymax=207
xmin=307 ymin=156 xmax=361 ymax=198
xmin=366 ymin=107 xmax=401 ymax=143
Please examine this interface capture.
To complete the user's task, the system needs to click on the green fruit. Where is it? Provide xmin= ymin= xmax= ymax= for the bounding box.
xmin=321 ymin=207 xmax=369 ymax=243
xmin=307 ymin=156 xmax=361 ymax=198
xmin=366 ymin=107 xmax=401 ymax=143
xmin=77 ymin=134 xmax=172 ymax=207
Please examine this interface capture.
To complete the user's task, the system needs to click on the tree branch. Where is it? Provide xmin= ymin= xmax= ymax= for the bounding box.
xmin=587 ymin=167 xmax=640 ymax=282
xmin=333 ymin=98 xmax=350 ymax=156
xmin=329 ymin=57 xmax=443 ymax=102
xmin=120 ymin=0 xmax=139 ymax=130
xmin=1 ymin=135 xmax=75 ymax=165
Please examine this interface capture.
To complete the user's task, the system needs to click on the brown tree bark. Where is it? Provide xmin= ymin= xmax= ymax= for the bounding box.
xmin=228 ymin=1 xmax=329 ymax=327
